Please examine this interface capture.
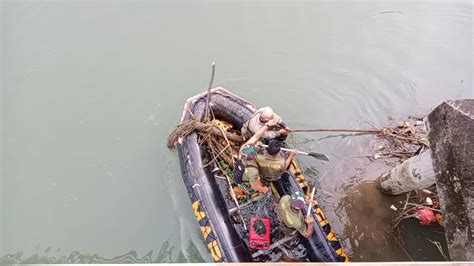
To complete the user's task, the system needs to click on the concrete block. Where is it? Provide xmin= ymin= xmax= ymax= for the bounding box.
xmin=379 ymin=150 xmax=436 ymax=195
xmin=427 ymin=99 xmax=474 ymax=261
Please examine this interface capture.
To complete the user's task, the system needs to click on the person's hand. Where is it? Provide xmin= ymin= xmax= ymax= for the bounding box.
xmin=305 ymin=216 xmax=314 ymax=224
xmin=262 ymin=187 xmax=270 ymax=193
xmin=290 ymin=149 xmax=298 ymax=157
xmin=279 ymin=128 xmax=289 ymax=135
xmin=267 ymin=117 xmax=278 ymax=127
xmin=285 ymin=126 xmax=292 ymax=132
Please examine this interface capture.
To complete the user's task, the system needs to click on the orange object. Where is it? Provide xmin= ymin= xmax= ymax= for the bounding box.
xmin=435 ymin=213 xmax=444 ymax=226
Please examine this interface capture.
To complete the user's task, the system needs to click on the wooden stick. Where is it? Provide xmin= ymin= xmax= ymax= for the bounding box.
xmin=203 ymin=62 xmax=216 ymax=122
xmin=291 ymin=128 xmax=381 ymax=133
xmin=203 ymin=125 xmax=235 ymax=168
xmin=203 ymin=142 xmax=231 ymax=168
xmin=397 ymin=227 xmax=414 ymax=261
xmin=215 ymin=154 xmax=247 ymax=231
xmin=405 ymin=203 xmax=442 ymax=213
xmin=193 ymin=120 xmax=245 ymax=144
xmin=427 ymin=239 xmax=449 ymax=260
xmin=383 ymin=131 xmax=429 ymax=146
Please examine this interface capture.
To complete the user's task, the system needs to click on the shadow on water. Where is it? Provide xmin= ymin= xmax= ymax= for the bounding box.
xmin=0 ymin=240 xmax=206 ymax=264
xmin=338 ymin=181 xmax=448 ymax=262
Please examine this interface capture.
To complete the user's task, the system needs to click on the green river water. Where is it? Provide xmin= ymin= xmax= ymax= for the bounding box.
xmin=1 ymin=0 xmax=472 ymax=263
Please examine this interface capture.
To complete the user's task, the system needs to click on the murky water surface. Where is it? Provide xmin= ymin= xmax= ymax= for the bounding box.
xmin=1 ymin=0 xmax=472 ymax=262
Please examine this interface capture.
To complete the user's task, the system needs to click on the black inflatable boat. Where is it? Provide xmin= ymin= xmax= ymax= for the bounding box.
xmin=176 ymin=88 xmax=349 ymax=262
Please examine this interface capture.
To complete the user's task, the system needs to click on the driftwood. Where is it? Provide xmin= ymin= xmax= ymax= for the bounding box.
xmin=293 ymin=119 xmax=428 ymax=162
xmin=372 ymin=119 xmax=429 ymax=161
xmin=391 ymin=185 xmax=442 ymax=229
xmin=203 ymin=62 xmax=216 ymax=122
xmin=195 ymin=121 xmax=244 ymax=143
xmin=390 ymin=185 xmax=448 ymax=260
xmin=292 ymin=128 xmax=381 ymax=133
xmin=167 ymin=63 xmax=245 ymax=150
xmin=166 ymin=62 xmax=247 ymax=227
xmin=167 ymin=119 xmax=244 ymax=149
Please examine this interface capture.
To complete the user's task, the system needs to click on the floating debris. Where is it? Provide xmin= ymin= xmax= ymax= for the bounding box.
xmin=374 ymin=117 xmax=429 ymax=162
xmin=390 ymin=185 xmax=447 ymax=260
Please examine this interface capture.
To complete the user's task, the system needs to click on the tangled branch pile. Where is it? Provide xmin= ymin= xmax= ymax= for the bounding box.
xmin=392 ymin=185 xmax=442 ymax=229
xmin=167 ymin=119 xmax=244 ymax=149
xmin=390 ymin=185 xmax=446 ymax=260
xmin=167 ymin=118 xmax=245 ymax=175
xmin=374 ymin=116 xmax=429 ymax=161
xmin=165 ymin=63 xmax=246 ymax=174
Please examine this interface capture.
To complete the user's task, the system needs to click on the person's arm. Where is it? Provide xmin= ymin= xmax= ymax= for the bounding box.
xmin=246 ymin=119 xmax=277 ymax=145
xmin=277 ymin=128 xmax=290 ymax=136
xmin=276 ymin=121 xmax=291 ymax=136
xmin=272 ymin=112 xmax=292 ymax=134
xmin=295 ymin=216 xmax=314 ymax=238
xmin=285 ymin=149 xmax=298 ymax=169
xmin=261 ymin=116 xmax=284 ymax=139
xmin=262 ymin=129 xmax=279 ymax=139
xmin=304 ymin=216 xmax=315 ymax=238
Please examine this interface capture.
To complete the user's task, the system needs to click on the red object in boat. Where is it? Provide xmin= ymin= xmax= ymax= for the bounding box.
xmin=416 ymin=208 xmax=436 ymax=225
xmin=249 ymin=217 xmax=271 ymax=250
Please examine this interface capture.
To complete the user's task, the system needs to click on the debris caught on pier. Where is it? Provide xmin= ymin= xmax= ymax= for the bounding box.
xmin=390 ymin=185 xmax=448 ymax=260
xmin=373 ymin=116 xmax=429 ymax=162
xmin=392 ymin=184 xmax=443 ymax=227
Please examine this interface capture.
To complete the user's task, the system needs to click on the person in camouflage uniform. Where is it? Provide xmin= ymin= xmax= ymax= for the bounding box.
xmin=240 ymin=144 xmax=268 ymax=193
xmin=256 ymin=140 xmax=297 ymax=183
xmin=238 ymin=117 xmax=280 ymax=193
xmin=277 ymin=191 xmax=314 ymax=238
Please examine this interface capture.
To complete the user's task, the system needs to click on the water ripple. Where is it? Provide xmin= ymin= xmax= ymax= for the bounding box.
xmin=0 ymin=240 xmax=205 ymax=264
